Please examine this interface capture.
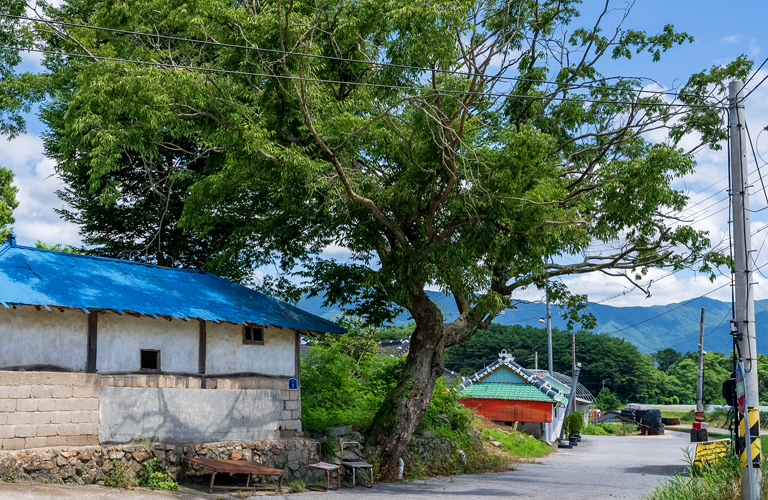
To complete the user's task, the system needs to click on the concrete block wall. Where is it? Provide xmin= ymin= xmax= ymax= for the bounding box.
xmin=0 ymin=372 xmax=100 ymax=450
xmin=100 ymin=375 xmax=302 ymax=432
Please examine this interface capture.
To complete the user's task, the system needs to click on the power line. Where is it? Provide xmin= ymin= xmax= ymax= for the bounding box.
xmin=597 ymin=281 xmax=731 ymax=336
xmin=5 ymin=45 xmax=728 ymax=108
xmin=0 ymin=12 xmax=723 ymax=103
xmin=739 ymin=55 xmax=768 ymax=103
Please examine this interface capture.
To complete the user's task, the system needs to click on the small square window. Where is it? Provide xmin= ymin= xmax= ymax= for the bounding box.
xmin=243 ymin=326 xmax=264 ymax=345
xmin=140 ymin=350 xmax=161 ymax=371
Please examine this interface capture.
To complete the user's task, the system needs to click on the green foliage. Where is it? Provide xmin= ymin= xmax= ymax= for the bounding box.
xmin=563 ymin=412 xmax=585 ymax=438
xmin=652 ymin=348 xmax=684 ymax=372
xmin=301 ymin=319 xmax=405 ymax=432
xmin=286 ymin=478 xmax=308 ymax=493
xmin=34 ymin=241 xmax=82 ymax=254
xmin=646 ymin=449 xmax=743 ymax=500
xmin=0 ymin=167 xmax=17 ymax=240
xmin=582 ymin=422 xmax=636 ymax=436
xmin=302 ymin=320 xmax=472 ymax=437
xmin=377 ymin=324 xmax=415 ymax=342
xmin=136 ymin=458 xmax=178 ymax=491
xmin=0 ymin=0 xmax=750 ymax=456
xmin=104 ymin=460 xmax=133 ymax=489
xmin=0 ymin=472 xmax=17 ymax=483
xmin=596 ymin=388 xmax=621 ymax=412
xmin=481 ymin=428 xmax=551 ymax=458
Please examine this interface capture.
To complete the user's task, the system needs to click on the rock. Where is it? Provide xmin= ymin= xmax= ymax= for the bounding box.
xmin=231 ymin=451 xmax=243 ymax=460
xmin=490 ymin=440 xmax=502 ymax=447
xmin=133 ymin=451 xmax=149 ymax=462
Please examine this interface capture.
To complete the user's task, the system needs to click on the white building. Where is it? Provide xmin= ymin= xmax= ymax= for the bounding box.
xmin=0 ymin=235 xmax=344 ymax=450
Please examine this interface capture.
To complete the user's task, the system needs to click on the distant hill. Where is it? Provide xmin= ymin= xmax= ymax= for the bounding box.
xmin=298 ymin=293 xmax=768 ymax=355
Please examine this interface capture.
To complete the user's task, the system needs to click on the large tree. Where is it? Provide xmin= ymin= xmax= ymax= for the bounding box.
xmin=0 ymin=0 xmax=750 ymax=466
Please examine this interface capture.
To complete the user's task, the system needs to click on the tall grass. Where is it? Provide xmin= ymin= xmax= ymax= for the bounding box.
xmin=646 ymin=442 xmax=768 ymax=500
xmin=481 ymin=428 xmax=552 ymax=458
xmin=645 ymin=450 xmax=740 ymax=500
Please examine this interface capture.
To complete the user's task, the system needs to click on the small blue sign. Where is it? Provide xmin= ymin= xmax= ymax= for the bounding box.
xmin=288 ymin=378 xmax=298 ymax=390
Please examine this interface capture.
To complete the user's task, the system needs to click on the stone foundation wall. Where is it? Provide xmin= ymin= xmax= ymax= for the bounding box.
xmin=0 ymin=438 xmax=319 ymax=485
xmin=0 ymin=372 xmax=100 ymax=451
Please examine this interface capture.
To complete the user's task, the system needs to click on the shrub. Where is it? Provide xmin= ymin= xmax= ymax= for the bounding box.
xmin=563 ymin=412 xmax=585 ymax=438
xmin=287 ymin=478 xmax=308 ymax=493
xmin=136 ymin=458 xmax=178 ymax=491
xmin=104 ymin=460 xmax=133 ymax=489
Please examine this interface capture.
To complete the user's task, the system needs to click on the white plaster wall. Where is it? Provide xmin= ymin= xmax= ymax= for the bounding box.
xmin=0 ymin=306 xmax=87 ymax=370
xmin=206 ymin=323 xmax=295 ymax=376
xmin=97 ymin=313 xmax=198 ymax=373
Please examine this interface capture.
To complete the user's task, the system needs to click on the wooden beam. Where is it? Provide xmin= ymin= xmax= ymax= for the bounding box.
xmin=87 ymin=313 xmax=98 ymax=373
xmin=198 ymin=320 xmax=207 ymax=375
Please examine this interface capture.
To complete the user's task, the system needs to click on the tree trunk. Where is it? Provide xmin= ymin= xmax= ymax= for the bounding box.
xmin=366 ymin=290 xmax=446 ymax=471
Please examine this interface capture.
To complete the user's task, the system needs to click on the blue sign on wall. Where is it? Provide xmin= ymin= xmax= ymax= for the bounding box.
xmin=288 ymin=378 xmax=298 ymax=390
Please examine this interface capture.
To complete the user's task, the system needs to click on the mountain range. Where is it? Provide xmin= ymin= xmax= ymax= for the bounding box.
xmin=298 ymin=292 xmax=768 ymax=355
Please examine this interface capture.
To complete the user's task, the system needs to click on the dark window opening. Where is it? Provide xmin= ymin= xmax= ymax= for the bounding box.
xmin=243 ymin=326 xmax=264 ymax=345
xmin=140 ymin=349 xmax=161 ymax=371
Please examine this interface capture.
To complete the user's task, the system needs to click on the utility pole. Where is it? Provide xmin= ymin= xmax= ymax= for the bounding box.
xmin=534 ymin=351 xmax=538 ymax=370
xmin=547 ymin=292 xmax=553 ymax=377
xmin=572 ymin=333 xmax=576 ymax=376
xmin=729 ymin=79 xmax=762 ymax=500
xmin=696 ymin=307 xmax=706 ymax=419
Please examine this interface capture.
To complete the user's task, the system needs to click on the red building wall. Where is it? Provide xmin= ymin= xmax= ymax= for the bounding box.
xmin=459 ymin=398 xmax=552 ymax=423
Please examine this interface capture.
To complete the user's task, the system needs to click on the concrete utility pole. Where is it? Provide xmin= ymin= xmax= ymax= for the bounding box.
xmin=729 ymin=79 xmax=762 ymax=499
xmin=696 ymin=307 xmax=706 ymax=418
xmin=572 ymin=333 xmax=576 ymax=376
xmin=534 ymin=351 xmax=538 ymax=370
xmin=546 ymin=292 xmax=553 ymax=377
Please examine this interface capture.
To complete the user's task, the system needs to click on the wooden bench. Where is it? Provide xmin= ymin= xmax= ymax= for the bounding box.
xmin=184 ymin=457 xmax=283 ymax=493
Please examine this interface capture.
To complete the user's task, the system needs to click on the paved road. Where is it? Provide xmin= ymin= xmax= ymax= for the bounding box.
xmin=0 ymin=433 xmax=693 ymax=500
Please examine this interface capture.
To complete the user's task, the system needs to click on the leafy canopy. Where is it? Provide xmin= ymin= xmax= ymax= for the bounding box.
xmin=0 ymin=0 xmax=750 ymax=330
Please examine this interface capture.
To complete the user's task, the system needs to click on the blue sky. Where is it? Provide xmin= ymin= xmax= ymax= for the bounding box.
xmin=3 ymin=0 xmax=768 ymax=307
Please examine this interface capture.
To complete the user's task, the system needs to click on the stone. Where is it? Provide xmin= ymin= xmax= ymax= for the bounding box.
xmin=231 ymin=451 xmax=243 ymax=460
xmin=133 ymin=451 xmax=149 ymax=462
xmin=490 ymin=440 xmax=502 ymax=447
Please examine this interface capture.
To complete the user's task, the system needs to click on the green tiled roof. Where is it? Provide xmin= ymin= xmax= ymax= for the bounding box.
xmin=459 ymin=383 xmax=556 ymax=402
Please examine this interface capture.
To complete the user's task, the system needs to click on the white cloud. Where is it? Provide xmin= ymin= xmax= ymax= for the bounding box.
xmin=721 ymin=35 xmax=743 ymax=44
xmin=0 ymin=134 xmax=81 ymax=247
xmin=752 ymin=39 xmax=761 ymax=57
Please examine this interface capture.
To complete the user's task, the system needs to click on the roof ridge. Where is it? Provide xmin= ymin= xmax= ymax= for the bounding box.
xmin=8 ymin=243 xmax=205 ymax=274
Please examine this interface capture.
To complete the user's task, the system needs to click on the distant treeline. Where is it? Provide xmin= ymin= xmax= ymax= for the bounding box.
xmin=382 ymin=323 xmax=768 ymax=405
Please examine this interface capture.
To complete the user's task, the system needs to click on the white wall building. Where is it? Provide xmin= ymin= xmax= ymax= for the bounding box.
xmin=0 ymin=235 xmax=344 ymax=450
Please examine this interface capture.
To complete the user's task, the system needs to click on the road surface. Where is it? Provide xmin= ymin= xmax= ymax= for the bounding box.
xmin=0 ymin=433 xmax=694 ymax=500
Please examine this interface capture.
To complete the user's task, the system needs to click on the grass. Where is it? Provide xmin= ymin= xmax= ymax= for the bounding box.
xmin=582 ymin=422 xmax=637 ymax=436
xmin=646 ymin=435 xmax=768 ymax=499
xmin=660 ymin=410 xmax=696 ymax=424
xmin=480 ymin=428 xmax=552 ymax=458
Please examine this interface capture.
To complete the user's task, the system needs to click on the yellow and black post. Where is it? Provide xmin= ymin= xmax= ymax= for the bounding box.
xmin=739 ymin=407 xmax=762 ymax=469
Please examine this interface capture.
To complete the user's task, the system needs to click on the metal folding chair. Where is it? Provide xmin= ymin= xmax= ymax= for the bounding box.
xmin=307 ymin=441 xmax=343 ymax=491
xmin=341 ymin=441 xmax=373 ymax=488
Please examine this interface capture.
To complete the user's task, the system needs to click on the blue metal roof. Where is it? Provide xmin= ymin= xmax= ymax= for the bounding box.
xmin=0 ymin=242 xmax=345 ymax=334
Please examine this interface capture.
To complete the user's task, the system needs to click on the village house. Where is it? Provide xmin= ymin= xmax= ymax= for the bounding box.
xmin=458 ymin=351 xmax=570 ymax=443
xmin=0 ymin=234 xmax=344 ymax=452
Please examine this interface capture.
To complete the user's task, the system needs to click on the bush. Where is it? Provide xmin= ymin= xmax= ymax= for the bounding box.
xmin=301 ymin=318 xmax=473 ymax=439
xmin=104 ymin=460 xmax=132 ymax=489
xmin=136 ymin=458 xmax=178 ymax=491
xmin=563 ymin=412 xmax=585 ymax=438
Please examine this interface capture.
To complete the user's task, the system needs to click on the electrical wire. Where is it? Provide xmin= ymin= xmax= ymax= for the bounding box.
xmin=596 ymin=281 xmax=731 ymax=336
xmin=4 ymin=45 xmax=729 ymax=107
xmin=0 ymin=12 xmax=724 ymax=103
xmin=8 ymin=44 xmax=733 ymax=111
